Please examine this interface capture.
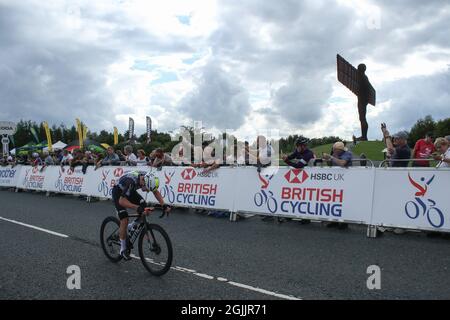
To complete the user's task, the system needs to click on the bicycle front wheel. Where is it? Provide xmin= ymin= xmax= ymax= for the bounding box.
xmin=138 ymin=223 xmax=173 ymax=276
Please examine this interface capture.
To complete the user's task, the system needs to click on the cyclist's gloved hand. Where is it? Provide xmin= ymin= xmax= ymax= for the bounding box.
xmin=160 ymin=204 xmax=172 ymax=218
xmin=137 ymin=204 xmax=146 ymax=215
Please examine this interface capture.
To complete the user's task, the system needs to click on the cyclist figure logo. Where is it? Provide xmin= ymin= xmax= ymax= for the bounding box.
xmin=254 ymin=172 xmax=278 ymax=213
xmin=405 ymin=173 xmax=444 ymax=228
xmin=160 ymin=170 xmax=175 ymax=204
xmin=97 ymin=170 xmax=110 ymax=197
xmin=22 ymin=169 xmax=31 ymax=186
xmin=54 ymin=168 xmax=65 ymax=191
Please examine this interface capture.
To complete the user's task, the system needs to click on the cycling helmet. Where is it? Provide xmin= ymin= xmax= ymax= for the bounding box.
xmin=295 ymin=138 xmax=308 ymax=146
xmin=143 ymin=171 xmax=159 ymax=192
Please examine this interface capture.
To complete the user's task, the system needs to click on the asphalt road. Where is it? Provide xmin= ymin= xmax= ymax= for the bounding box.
xmin=1 ymin=189 xmax=450 ymax=300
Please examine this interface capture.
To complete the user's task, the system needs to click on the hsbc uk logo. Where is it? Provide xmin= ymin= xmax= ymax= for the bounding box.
xmin=181 ymin=168 xmax=197 ymax=181
xmin=114 ymin=168 xmax=123 ymax=177
xmin=284 ymin=169 xmax=309 ymax=184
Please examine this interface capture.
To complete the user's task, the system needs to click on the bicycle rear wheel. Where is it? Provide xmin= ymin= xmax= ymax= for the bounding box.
xmin=138 ymin=223 xmax=173 ymax=276
xmin=100 ymin=216 xmax=122 ymax=262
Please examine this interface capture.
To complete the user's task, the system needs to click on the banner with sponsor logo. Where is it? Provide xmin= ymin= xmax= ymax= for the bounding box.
xmin=0 ymin=165 xmax=21 ymax=188
xmin=372 ymin=169 xmax=450 ymax=231
xmin=6 ymin=165 xmax=450 ymax=234
xmin=144 ymin=167 xmax=237 ymax=211
xmin=83 ymin=166 xmax=138 ymax=199
xmin=16 ymin=166 xmax=50 ymax=191
xmin=234 ymin=166 xmax=375 ymax=224
xmin=45 ymin=166 xmax=88 ymax=195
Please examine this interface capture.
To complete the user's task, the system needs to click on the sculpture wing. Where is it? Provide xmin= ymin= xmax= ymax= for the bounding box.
xmin=337 ymin=54 xmax=376 ymax=106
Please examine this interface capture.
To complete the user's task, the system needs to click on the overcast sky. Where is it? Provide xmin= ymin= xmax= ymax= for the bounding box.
xmin=1 ymin=0 xmax=449 ymax=141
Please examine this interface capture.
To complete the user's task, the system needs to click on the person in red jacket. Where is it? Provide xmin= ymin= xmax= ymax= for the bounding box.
xmin=412 ymin=133 xmax=435 ymax=167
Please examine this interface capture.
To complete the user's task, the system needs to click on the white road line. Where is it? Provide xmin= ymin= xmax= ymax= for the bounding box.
xmin=0 ymin=216 xmax=69 ymax=238
xmin=194 ymin=273 xmax=215 ymax=280
xmin=130 ymin=254 xmax=301 ymax=300
xmin=1 ymin=217 xmax=301 ymax=300
xmin=228 ymin=281 xmax=301 ymax=300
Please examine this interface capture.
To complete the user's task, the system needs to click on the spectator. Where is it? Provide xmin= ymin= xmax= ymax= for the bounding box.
xmin=322 ymin=141 xmax=353 ymax=168
xmin=322 ymin=141 xmax=352 ymax=230
xmin=433 ymin=138 xmax=450 ymax=168
xmin=281 ymin=137 xmax=315 ymax=225
xmin=124 ymin=145 xmax=137 ymax=166
xmin=17 ymin=154 xmax=28 ymax=165
xmin=412 ymin=132 xmax=435 ymax=167
xmin=96 ymin=147 xmax=120 ymax=169
xmin=282 ymin=138 xmax=314 ymax=169
xmin=43 ymin=151 xmax=54 ymax=165
xmin=116 ymin=150 xmax=126 ymax=162
xmin=39 ymin=151 xmax=54 ymax=172
xmin=60 ymin=149 xmax=73 ymax=167
xmin=136 ymin=149 xmax=149 ymax=166
xmin=445 ymin=135 xmax=450 ymax=144
xmin=55 ymin=149 xmax=64 ymax=164
xmin=84 ymin=151 xmax=96 ymax=165
xmin=0 ymin=155 xmax=7 ymax=166
xmin=7 ymin=155 xmax=15 ymax=166
xmin=31 ymin=152 xmax=43 ymax=167
xmin=151 ymin=148 xmax=174 ymax=168
xmin=69 ymin=149 xmax=89 ymax=174
xmin=381 ymin=123 xmax=411 ymax=167
xmin=202 ymin=144 xmax=222 ymax=174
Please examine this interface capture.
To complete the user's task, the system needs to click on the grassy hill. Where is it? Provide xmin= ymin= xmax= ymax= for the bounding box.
xmin=351 ymin=141 xmax=386 ymax=161
xmin=280 ymin=140 xmax=386 ymax=165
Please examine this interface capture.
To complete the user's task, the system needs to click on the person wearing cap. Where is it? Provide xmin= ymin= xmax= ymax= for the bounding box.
xmin=381 ymin=124 xmax=411 ymax=167
xmin=412 ymin=132 xmax=435 ymax=167
xmin=445 ymin=136 xmax=450 ymax=144
xmin=282 ymin=138 xmax=314 ymax=169
xmin=322 ymin=141 xmax=353 ymax=168
xmin=31 ymin=152 xmax=43 ymax=167
xmin=321 ymin=142 xmax=352 ymax=229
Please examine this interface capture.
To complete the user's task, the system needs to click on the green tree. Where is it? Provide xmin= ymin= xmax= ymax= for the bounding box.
xmin=434 ymin=118 xmax=450 ymax=138
xmin=408 ymin=115 xmax=436 ymax=147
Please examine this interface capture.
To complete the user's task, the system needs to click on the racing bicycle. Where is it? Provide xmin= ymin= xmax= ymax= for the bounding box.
xmin=100 ymin=206 xmax=173 ymax=276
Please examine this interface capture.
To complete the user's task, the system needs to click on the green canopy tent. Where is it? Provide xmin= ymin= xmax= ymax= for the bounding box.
xmin=65 ymin=139 xmax=106 ymax=154
xmin=15 ymin=141 xmax=49 ymax=156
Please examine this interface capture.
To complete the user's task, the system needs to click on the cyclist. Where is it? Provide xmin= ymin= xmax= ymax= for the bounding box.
xmin=112 ymin=170 xmax=171 ymax=260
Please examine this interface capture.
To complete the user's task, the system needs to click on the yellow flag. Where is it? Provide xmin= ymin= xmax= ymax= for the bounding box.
xmin=114 ymin=127 xmax=118 ymax=145
xmin=76 ymin=118 xmax=83 ymax=150
xmin=83 ymin=125 xmax=88 ymax=141
xmin=43 ymin=121 xmax=53 ymax=152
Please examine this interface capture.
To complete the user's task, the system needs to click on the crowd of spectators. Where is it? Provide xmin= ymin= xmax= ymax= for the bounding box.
xmin=1 ymin=127 xmax=449 ymax=171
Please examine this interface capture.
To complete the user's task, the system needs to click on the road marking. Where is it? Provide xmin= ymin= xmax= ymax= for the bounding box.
xmin=194 ymin=273 xmax=214 ymax=280
xmin=129 ymin=254 xmax=301 ymax=300
xmin=0 ymin=216 xmax=69 ymax=238
xmin=228 ymin=281 xmax=300 ymax=300
xmin=0 ymin=216 xmax=301 ymax=300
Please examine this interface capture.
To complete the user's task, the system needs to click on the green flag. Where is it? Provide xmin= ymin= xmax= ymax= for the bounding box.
xmin=30 ymin=127 xmax=40 ymax=143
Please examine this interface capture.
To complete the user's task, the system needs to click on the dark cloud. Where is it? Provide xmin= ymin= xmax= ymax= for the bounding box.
xmin=1 ymin=0 xmax=449 ymax=137
xmin=0 ymin=2 xmax=193 ymax=131
xmin=372 ymin=69 xmax=450 ymax=130
xmin=179 ymin=63 xmax=251 ymax=129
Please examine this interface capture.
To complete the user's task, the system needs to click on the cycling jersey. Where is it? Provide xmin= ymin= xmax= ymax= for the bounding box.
xmin=112 ymin=171 xmax=147 ymax=220
xmin=115 ymin=170 xmax=147 ymax=198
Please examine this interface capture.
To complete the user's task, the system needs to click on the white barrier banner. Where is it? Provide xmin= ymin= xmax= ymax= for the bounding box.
xmin=144 ymin=167 xmax=236 ymax=211
xmin=0 ymin=165 xmax=21 ymax=188
xmin=44 ymin=166 xmax=88 ymax=195
xmin=84 ymin=166 xmax=145 ymax=198
xmin=234 ymin=167 xmax=375 ymax=223
xmin=16 ymin=166 xmax=50 ymax=191
xmin=372 ymin=169 xmax=450 ymax=231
